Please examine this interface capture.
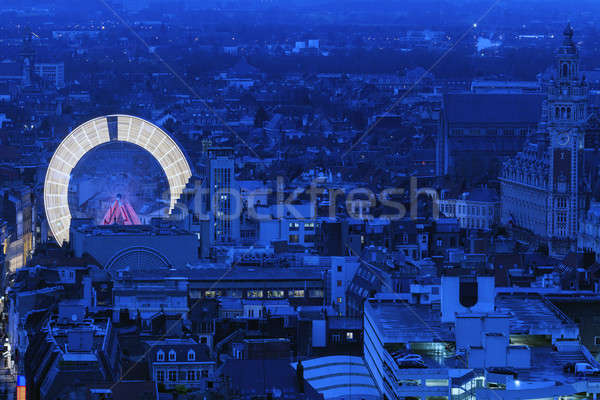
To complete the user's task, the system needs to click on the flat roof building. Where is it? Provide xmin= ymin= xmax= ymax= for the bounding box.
xmin=70 ymin=220 xmax=198 ymax=272
xmin=363 ymin=283 xmax=600 ymax=400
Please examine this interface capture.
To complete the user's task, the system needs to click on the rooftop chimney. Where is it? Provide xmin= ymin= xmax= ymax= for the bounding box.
xmin=296 ymin=360 xmax=305 ymax=394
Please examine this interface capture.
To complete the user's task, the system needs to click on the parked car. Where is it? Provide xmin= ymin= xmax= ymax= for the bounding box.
xmin=575 ymin=362 xmax=600 ymax=377
xmin=392 ymin=352 xmax=423 ymax=363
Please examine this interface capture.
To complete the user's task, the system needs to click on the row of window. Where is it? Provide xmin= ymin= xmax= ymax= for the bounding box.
xmin=459 ymin=218 xmax=490 ymax=230
xmin=331 ymin=331 xmax=355 ymax=343
xmin=289 ymin=233 xmax=316 ymax=243
xmin=450 ymin=127 xmax=529 ymax=137
xmin=288 ymin=222 xmax=316 ymax=231
xmin=552 ymin=104 xmax=584 ymax=121
xmin=157 ymin=349 xmax=196 ymax=362
xmin=503 ymin=170 xmax=547 ymax=187
xmin=196 ymin=289 xmax=323 ymax=299
xmin=156 ymin=369 xmax=209 ymax=382
xmin=213 ymin=168 xmax=233 ymax=242
xmin=440 ymin=203 xmax=495 ymax=217
xmin=247 ymin=289 xmax=312 ymax=298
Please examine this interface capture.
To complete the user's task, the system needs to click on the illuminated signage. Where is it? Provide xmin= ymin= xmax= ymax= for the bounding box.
xmin=17 ymin=375 xmax=26 ymax=400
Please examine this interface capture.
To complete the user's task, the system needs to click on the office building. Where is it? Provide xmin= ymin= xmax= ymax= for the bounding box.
xmin=33 ymin=62 xmax=65 ymax=88
xmin=208 ymin=147 xmax=240 ymax=244
xmin=363 ymin=276 xmax=599 ymax=400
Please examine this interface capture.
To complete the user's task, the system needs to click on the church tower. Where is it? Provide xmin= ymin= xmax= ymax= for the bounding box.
xmin=19 ymin=29 xmax=35 ymax=86
xmin=546 ymin=23 xmax=588 ymax=241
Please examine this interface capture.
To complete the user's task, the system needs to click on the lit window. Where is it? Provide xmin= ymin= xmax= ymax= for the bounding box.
xmin=247 ymin=290 xmax=263 ymax=298
xmin=426 ymin=379 xmax=449 ymax=386
xmin=346 ymin=332 xmax=354 ymax=340
xmin=337 ymin=297 xmax=342 ymax=303
xmin=288 ymin=290 xmax=305 ymax=298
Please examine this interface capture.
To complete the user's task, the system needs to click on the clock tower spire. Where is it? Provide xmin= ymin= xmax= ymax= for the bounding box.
xmin=547 ymin=23 xmax=588 ymax=244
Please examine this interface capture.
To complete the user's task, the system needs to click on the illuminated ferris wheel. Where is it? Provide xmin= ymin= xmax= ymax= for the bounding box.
xmin=43 ymin=115 xmax=192 ymax=245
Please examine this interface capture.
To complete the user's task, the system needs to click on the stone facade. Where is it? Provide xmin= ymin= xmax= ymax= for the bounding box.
xmin=500 ymin=24 xmax=591 ymax=251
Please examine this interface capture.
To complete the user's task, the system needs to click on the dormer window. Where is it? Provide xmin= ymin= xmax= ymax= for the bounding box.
xmin=157 ymin=350 xmax=165 ymax=361
xmin=188 ymin=349 xmax=195 ymax=361
xmin=168 ymin=350 xmax=176 ymax=361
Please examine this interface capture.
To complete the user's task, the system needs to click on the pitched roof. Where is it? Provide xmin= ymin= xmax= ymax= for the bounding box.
xmin=443 ymin=93 xmax=544 ymax=125
xmin=147 ymin=339 xmax=212 ymax=363
xmin=228 ymin=57 xmax=260 ymax=76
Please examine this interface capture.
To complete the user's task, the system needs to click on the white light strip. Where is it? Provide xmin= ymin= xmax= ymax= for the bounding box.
xmin=44 ymin=115 xmax=192 ymax=246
